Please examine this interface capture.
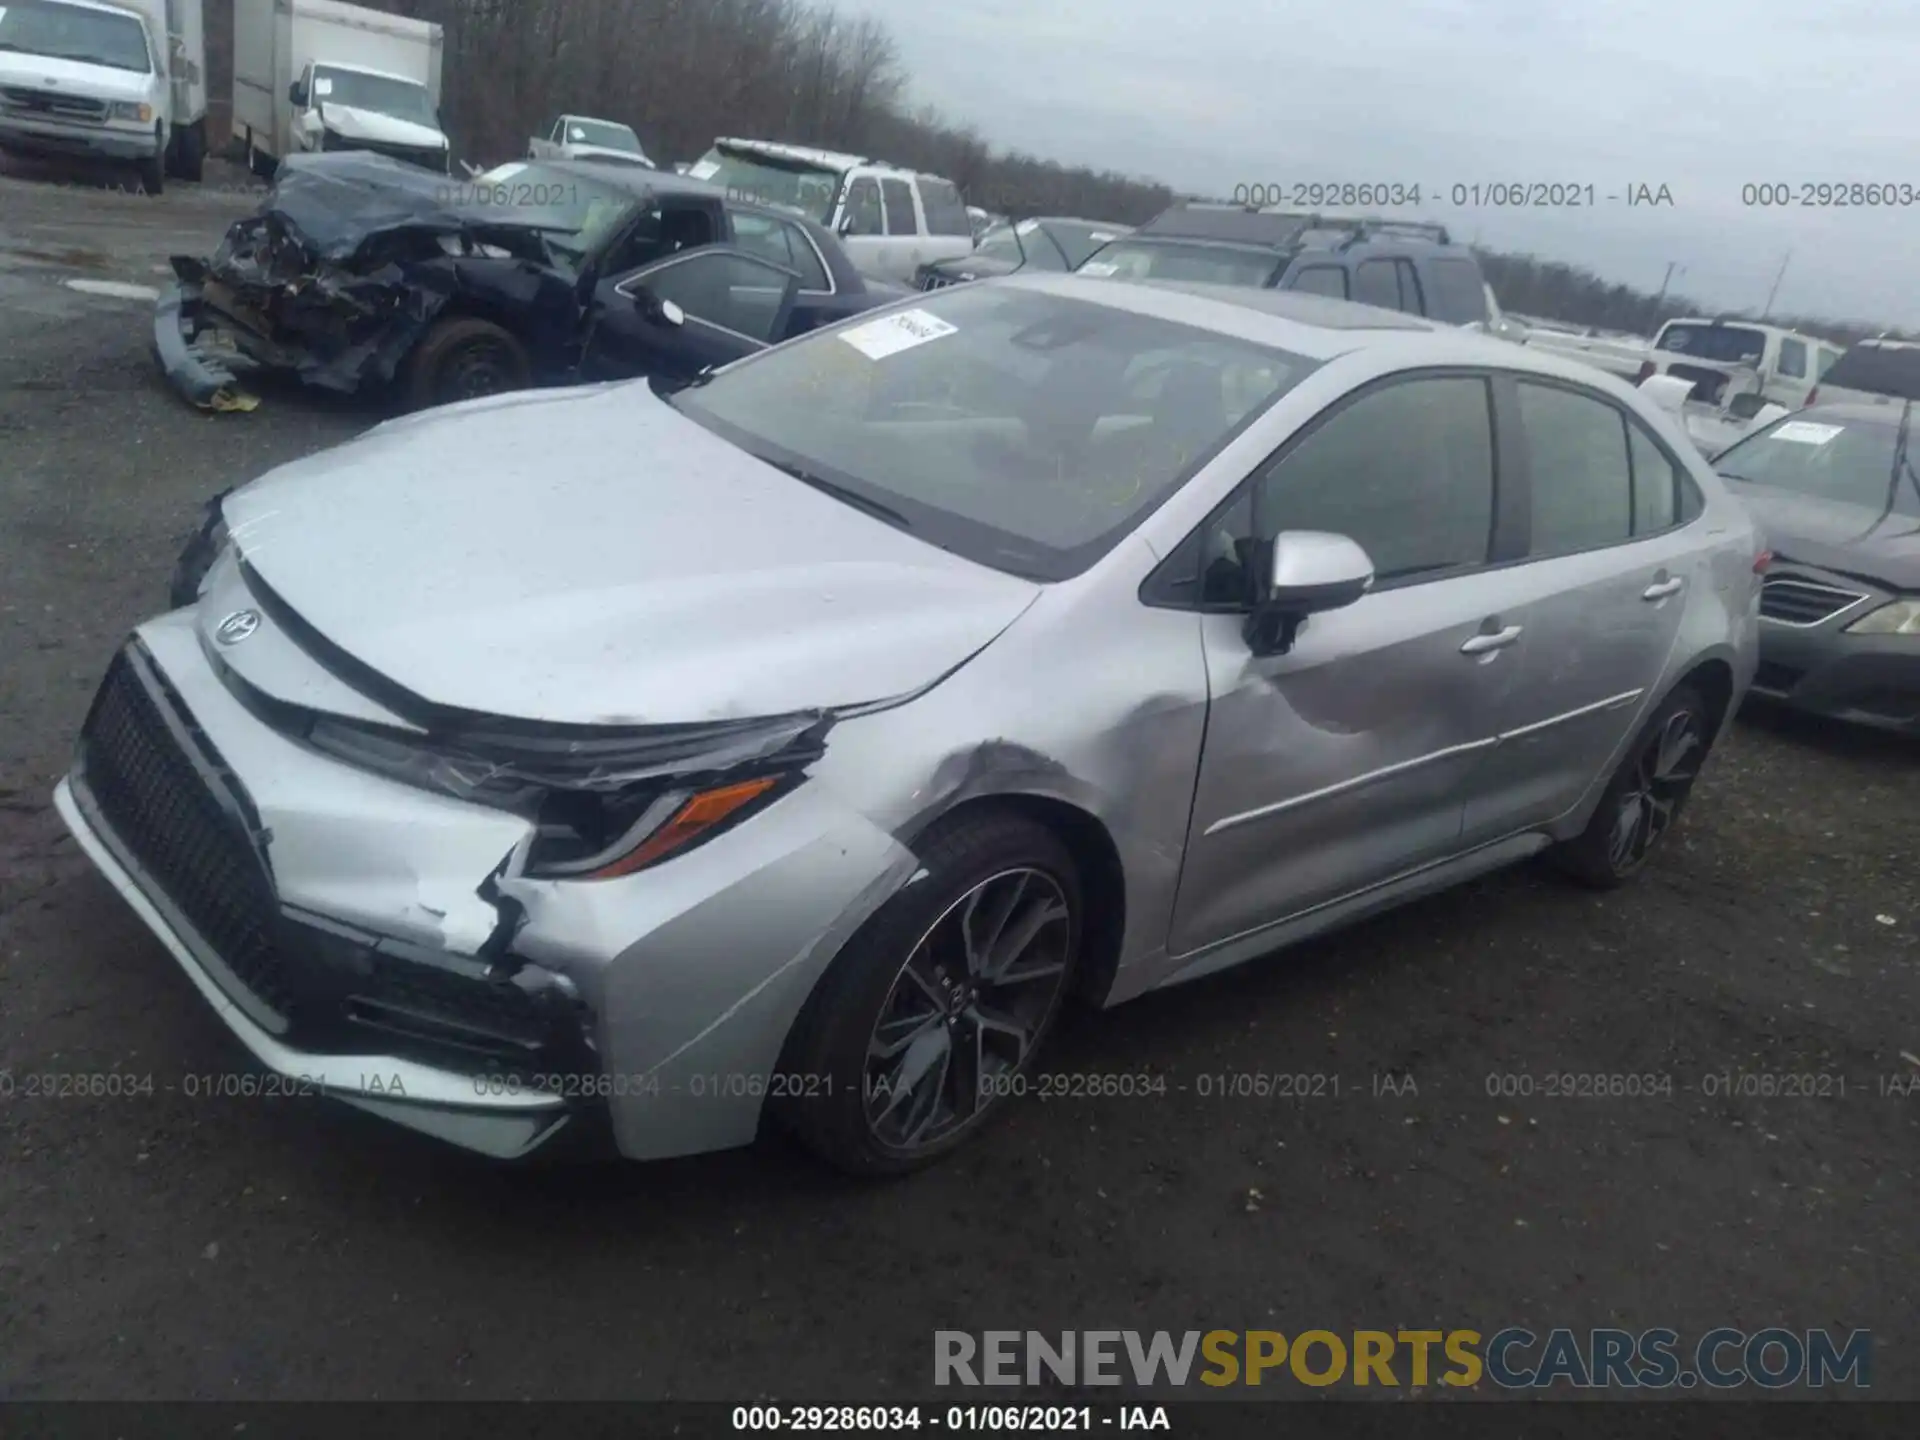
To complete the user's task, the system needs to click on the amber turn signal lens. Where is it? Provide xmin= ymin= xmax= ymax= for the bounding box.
xmin=585 ymin=776 xmax=781 ymax=879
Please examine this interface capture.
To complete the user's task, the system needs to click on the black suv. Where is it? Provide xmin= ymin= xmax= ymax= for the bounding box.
xmin=1073 ymin=201 xmax=1495 ymax=326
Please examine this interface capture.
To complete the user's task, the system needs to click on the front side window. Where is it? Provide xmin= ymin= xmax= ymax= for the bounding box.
xmin=727 ymin=210 xmax=828 ymax=290
xmin=671 ymin=286 xmax=1315 ymax=579
xmin=1392 ymin=260 xmax=1425 ymax=315
xmin=641 ymin=252 xmax=791 ymax=343
xmin=1518 ymin=382 xmax=1633 ymax=555
xmin=1426 ymin=258 xmax=1491 ymax=325
xmin=1779 ymin=337 xmax=1808 ymax=379
xmin=0 ymin=0 xmax=151 ymax=72
xmin=1287 ymin=265 xmax=1348 ymax=298
xmin=880 ymin=178 xmax=918 ymax=235
xmin=1352 ymin=260 xmax=1400 ymax=310
xmin=842 ymin=177 xmax=884 ymax=236
xmin=919 ymin=178 xmax=972 ymax=237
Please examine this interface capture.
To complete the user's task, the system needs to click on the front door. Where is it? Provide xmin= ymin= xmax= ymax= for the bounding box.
xmin=1170 ymin=372 xmax=1521 ymax=959
xmin=1460 ymin=376 xmax=1698 ymax=843
xmin=583 ymin=248 xmax=799 ymax=386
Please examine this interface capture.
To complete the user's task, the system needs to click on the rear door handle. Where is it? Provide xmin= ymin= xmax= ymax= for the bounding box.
xmin=1642 ymin=577 xmax=1685 ymax=601
xmin=1460 ymin=625 xmax=1523 ymax=654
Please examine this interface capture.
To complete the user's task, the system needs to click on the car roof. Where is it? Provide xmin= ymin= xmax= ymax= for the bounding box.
xmin=727 ymin=198 xmax=835 ymax=240
xmin=1659 ymin=316 xmax=1825 ymax=344
xmin=544 ymin=159 xmax=719 ymax=198
xmin=1797 ymin=398 xmax=1915 ymax=424
xmin=712 ymin=137 xmax=881 ymax=173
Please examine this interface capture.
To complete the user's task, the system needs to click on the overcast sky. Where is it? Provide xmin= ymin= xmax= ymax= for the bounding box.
xmin=857 ymin=0 xmax=1919 ymax=327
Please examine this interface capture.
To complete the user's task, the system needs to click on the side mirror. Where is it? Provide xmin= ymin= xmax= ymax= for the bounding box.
xmin=837 ymin=212 xmax=856 ymax=237
xmin=1244 ymin=531 xmax=1374 ymax=656
xmin=288 ymin=81 xmax=307 ymax=107
xmin=630 ymin=284 xmax=685 ymax=328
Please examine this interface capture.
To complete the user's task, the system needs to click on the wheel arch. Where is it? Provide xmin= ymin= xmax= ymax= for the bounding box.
xmin=899 ymin=791 xmax=1128 ymax=1009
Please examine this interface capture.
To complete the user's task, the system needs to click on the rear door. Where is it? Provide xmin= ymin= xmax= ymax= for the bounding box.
xmin=583 ymin=249 xmax=798 ymax=385
xmin=1167 ymin=371 xmax=1524 ymax=957
xmin=1459 ymin=376 xmax=1702 ymax=842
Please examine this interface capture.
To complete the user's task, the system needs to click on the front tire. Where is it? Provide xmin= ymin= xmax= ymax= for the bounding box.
xmin=136 ymin=135 xmax=164 ymax=195
xmin=402 ymin=316 xmax=533 ymax=411
xmin=777 ymin=811 xmax=1084 ymax=1176
xmin=1553 ymin=684 xmax=1712 ymax=888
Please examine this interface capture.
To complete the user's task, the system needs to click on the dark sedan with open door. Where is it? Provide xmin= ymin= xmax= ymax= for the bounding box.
xmin=155 ymin=153 xmax=899 ymax=412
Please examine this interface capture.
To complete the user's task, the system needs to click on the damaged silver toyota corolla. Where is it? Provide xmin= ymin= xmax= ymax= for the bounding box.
xmin=58 ymin=276 xmax=1760 ymax=1172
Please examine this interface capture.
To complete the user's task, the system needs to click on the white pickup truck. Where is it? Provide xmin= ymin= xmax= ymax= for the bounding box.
xmin=527 ymin=113 xmax=652 ymax=167
xmin=0 ymin=0 xmax=208 ymax=192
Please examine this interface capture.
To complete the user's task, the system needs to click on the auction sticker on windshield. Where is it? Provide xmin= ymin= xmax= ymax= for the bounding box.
xmin=1079 ymin=262 xmax=1120 ymax=277
xmin=687 ymin=159 xmax=721 ymax=180
xmin=838 ymin=310 xmax=958 ymax=360
xmin=1770 ymin=421 xmax=1844 ymax=445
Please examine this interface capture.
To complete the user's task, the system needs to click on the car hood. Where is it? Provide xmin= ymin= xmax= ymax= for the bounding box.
xmin=319 ymin=103 xmax=448 ymax=150
xmin=1729 ymin=481 xmax=1920 ymax=589
xmin=220 ymin=383 xmax=1042 ymax=726
xmin=563 ymin=144 xmax=650 ymax=165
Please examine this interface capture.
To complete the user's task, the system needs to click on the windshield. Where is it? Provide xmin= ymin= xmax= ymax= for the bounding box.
xmin=974 ymin=225 xmax=1026 ymax=264
xmin=469 ymin=162 xmax=644 ymax=263
xmin=313 ymin=66 xmax=438 ymax=127
xmin=1077 ymin=239 xmax=1281 ymax=288
xmin=564 ymin=119 xmax=642 ymax=153
xmin=1715 ymin=410 xmax=1920 ymax=517
xmin=670 ymin=284 xmax=1314 ymax=579
xmin=0 ymin=0 xmax=151 ymax=71
xmin=1820 ymin=345 xmax=1920 ymax=401
xmin=1655 ymin=323 xmax=1768 ymax=365
xmin=1050 ymin=223 xmax=1124 ymax=269
xmin=687 ymin=146 xmax=842 ymax=223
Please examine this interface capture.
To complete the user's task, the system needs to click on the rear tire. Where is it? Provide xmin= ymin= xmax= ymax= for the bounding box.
xmin=1553 ymin=684 xmax=1712 ymax=889
xmin=402 ymin=316 xmax=533 ymax=411
xmin=776 ymin=810 xmax=1084 ymax=1176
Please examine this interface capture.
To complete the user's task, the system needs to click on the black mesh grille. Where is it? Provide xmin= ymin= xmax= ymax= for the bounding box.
xmin=81 ymin=651 xmax=294 ymax=1017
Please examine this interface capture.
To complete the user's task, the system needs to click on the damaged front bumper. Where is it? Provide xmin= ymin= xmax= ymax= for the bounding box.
xmin=54 ymin=603 xmax=916 ymax=1163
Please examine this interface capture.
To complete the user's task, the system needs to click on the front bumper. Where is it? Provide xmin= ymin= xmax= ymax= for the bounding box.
xmin=1750 ymin=569 xmax=1920 ymax=734
xmin=54 ymin=606 xmax=916 ymax=1161
xmin=0 ymin=113 xmax=156 ymax=162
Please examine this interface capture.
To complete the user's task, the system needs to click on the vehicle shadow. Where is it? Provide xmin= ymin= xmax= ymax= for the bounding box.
xmin=1733 ymin=697 xmax=1918 ymax=765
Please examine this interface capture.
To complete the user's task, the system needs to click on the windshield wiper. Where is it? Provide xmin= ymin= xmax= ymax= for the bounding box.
xmin=754 ymin=455 xmax=913 ymax=532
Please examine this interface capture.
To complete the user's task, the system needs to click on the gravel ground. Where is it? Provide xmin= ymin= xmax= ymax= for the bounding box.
xmin=1 ymin=167 xmax=1916 ymax=1404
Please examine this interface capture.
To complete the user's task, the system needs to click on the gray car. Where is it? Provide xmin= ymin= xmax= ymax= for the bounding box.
xmin=1714 ymin=400 xmax=1920 ymax=733
xmin=55 ymin=277 xmax=1762 ymax=1174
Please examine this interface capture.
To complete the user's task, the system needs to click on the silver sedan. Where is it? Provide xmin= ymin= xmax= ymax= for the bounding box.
xmin=57 ymin=276 xmax=1763 ymax=1172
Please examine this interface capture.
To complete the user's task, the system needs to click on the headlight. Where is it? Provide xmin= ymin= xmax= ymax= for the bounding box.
xmin=109 ymin=101 xmax=154 ymax=123
xmin=1846 ymin=599 xmax=1920 ymax=636
xmin=303 ymin=713 xmax=822 ymax=880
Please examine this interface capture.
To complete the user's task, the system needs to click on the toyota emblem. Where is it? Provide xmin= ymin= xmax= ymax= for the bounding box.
xmin=215 ymin=609 xmax=261 ymax=645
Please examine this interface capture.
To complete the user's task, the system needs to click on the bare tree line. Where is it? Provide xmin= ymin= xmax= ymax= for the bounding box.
xmin=261 ymin=0 xmax=1902 ymax=340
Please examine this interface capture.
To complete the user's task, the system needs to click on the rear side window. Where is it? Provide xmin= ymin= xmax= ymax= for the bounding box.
xmin=880 ymin=178 xmax=918 ymax=235
xmin=1517 ymin=381 xmax=1633 ymax=554
xmin=1626 ymin=419 xmax=1680 ymax=533
xmin=1352 ymin=259 xmax=1399 ymax=309
xmin=1426 ymin=258 xmax=1490 ymax=325
xmin=1778 ymin=337 xmax=1807 ymax=378
xmin=919 ymin=177 xmax=972 ymax=237
xmin=1287 ymin=264 xmax=1348 ymax=298
xmin=1819 ymin=344 xmax=1920 ymax=400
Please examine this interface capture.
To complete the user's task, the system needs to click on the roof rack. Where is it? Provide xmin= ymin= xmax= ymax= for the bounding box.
xmin=1156 ymin=199 xmax=1451 ymax=247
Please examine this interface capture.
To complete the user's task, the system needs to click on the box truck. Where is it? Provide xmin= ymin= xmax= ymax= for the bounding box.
xmin=0 ymin=0 xmax=209 ymax=191
xmin=232 ymin=0 xmax=448 ymax=177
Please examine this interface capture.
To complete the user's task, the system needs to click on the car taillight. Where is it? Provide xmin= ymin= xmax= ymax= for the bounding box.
xmin=1635 ymin=361 xmax=1655 ymax=383
xmin=1753 ymin=550 xmax=1773 ymax=574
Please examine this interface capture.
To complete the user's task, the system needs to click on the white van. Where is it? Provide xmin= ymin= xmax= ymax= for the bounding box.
xmin=0 ymin=0 xmax=208 ymax=192
xmin=685 ymin=138 xmax=974 ymax=283
xmin=1637 ymin=317 xmax=1842 ymax=411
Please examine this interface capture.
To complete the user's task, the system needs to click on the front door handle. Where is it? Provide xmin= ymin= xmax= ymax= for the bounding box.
xmin=1460 ymin=625 xmax=1523 ymax=654
xmin=1642 ymin=577 xmax=1685 ymax=601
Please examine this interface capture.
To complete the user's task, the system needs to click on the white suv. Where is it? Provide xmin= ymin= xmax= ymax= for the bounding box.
xmin=1637 ymin=317 xmax=1842 ymax=411
xmin=1807 ymin=337 xmax=1920 ymax=407
xmin=685 ymin=138 xmax=974 ymax=283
